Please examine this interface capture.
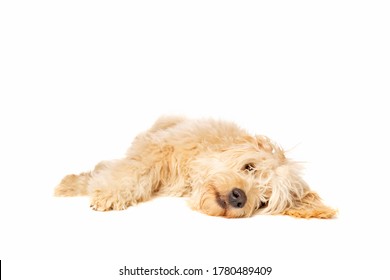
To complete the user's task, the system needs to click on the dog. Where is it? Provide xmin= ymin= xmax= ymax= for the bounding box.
xmin=55 ymin=116 xmax=336 ymax=218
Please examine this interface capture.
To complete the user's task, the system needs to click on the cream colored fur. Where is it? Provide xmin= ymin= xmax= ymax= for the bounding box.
xmin=55 ymin=116 xmax=336 ymax=219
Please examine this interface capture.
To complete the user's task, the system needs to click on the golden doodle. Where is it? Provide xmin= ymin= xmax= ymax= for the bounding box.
xmin=55 ymin=116 xmax=336 ymax=218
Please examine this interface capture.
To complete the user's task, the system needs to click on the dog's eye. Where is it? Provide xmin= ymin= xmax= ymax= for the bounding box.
xmin=243 ymin=163 xmax=256 ymax=172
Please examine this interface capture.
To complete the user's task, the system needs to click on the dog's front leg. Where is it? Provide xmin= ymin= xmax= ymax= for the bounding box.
xmin=88 ymin=159 xmax=157 ymax=211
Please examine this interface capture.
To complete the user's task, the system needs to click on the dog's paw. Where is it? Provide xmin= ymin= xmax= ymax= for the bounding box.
xmin=90 ymin=188 xmax=131 ymax=211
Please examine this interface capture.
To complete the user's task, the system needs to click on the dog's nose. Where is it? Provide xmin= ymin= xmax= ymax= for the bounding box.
xmin=228 ymin=188 xmax=247 ymax=208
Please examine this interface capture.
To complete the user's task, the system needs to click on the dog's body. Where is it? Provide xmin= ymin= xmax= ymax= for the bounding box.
xmin=55 ymin=116 xmax=336 ymax=218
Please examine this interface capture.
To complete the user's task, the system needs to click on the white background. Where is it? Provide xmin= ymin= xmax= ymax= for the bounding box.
xmin=1 ymin=0 xmax=389 ymax=279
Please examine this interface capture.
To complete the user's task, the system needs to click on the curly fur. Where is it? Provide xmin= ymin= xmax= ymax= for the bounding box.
xmin=55 ymin=116 xmax=336 ymax=219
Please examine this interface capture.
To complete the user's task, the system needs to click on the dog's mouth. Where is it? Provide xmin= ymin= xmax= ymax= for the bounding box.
xmin=210 ymin=186 xmax=270 ymax=217
xmin=215 ymin=192 xmax=268 ymax=214
xmin=216 ymin=193 xmax=228 ymax=209
xmin=257 ymin=201 xmax=268 ymax=210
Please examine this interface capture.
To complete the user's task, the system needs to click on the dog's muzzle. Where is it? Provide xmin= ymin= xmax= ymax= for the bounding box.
xmin=228 ymin=188 xmax=247 ymax=208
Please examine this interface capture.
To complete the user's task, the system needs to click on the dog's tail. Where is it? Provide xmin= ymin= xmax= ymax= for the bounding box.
xmin=54 ymin=161 xmax=107 ymax=197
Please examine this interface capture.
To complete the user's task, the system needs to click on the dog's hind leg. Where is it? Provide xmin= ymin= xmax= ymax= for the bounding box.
xmin=54 ymin=161 xmax=109 ymax=196
xmin=88 ymin=159 xmax=158 ymax=211
xmin=54 ymin=172 xmax=91 ymax=196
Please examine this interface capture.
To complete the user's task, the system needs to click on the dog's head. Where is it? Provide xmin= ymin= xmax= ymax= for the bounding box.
xmin=189 ymin=135 xmax=336 ymax=218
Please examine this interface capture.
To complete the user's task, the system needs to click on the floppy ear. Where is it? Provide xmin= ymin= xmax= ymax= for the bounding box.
xmin=255 ymin=134 xmax=337 ymax=219
xmin=283 ymin=191 xmax=337 ymax=219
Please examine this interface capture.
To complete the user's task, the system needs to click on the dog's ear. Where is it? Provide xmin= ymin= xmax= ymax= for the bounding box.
xmin=255 ymin=134 xmax=336 ymax=219
xmin=283 ymin=191 xmax=337 ymax=219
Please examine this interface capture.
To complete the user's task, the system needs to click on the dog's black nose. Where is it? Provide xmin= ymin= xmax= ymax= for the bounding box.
xmin=228 ymin=188 xmax=247 ymax=208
